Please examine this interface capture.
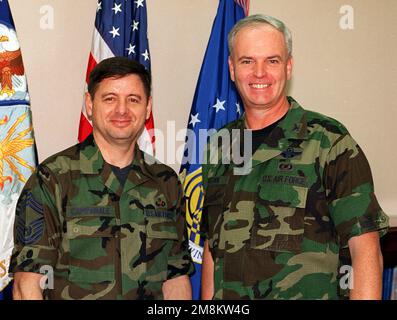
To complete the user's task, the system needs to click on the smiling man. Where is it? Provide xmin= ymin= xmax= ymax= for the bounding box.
xmin=9 ymin=57 xmax=193 ymax=300
xmin=201 ymin=14 xmax=389 ymax=300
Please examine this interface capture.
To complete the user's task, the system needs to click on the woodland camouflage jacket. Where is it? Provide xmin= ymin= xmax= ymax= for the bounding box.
xmin=10 ymin=135 xmax=193 ymax=299
xmin=202 ymin=97 xmax=388 ymax=300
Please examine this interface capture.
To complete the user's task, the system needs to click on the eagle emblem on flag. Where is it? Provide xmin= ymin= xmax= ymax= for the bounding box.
xmin=0 ymin=23 xmax=28 ymax=101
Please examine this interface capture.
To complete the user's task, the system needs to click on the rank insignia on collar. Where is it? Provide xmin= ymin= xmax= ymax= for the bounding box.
xmin=293 ymin=123 xmax=302 ymax=133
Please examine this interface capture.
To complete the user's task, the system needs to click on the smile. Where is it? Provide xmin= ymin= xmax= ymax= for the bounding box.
xmin=250 ymin=84 xmax=271 ymax=89
xmin=111 ymin=119 xmax=131 ymax=126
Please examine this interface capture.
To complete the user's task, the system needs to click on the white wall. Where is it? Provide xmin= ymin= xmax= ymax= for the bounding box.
xmin=9 ymin=0 xmax=397 ymax=221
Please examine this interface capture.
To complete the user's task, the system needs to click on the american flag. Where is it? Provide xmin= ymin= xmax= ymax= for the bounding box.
xmin=78 ymin=0 xmax=155 ymax=154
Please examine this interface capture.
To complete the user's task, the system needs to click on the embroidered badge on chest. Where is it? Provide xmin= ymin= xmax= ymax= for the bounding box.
xmin=281 ymin=147 xmax=302 ymax=159
xmin=144 ymin=208 xmax=174 ymax=220
xmin=278 ymin=162 xmax=294 ymax=172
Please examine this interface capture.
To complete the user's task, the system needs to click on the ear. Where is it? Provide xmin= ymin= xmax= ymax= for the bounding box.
xmin=286 ymin=56 xmax=294 ymax=81
xmin=228 ymin=56 xmax=236 ymax=82
xmin=146 ymin=96 xmax=153 ymax=120
xmin=85 ymin=92 xmax=93 ymax=119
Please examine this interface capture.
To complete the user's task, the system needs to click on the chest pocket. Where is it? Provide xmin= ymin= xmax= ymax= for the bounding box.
xmin=145 ymin=209 xmax=179 ymax=240
xmin=66 ymin=206 xmax=116 ymax=283
xmin=251 ymin=179 xmax=308 ymax=253
xmin=144 ymin=209 xmax=179 ymax=281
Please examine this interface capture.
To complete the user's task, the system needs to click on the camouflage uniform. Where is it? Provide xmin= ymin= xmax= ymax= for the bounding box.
xmin=202 ymin=97 xmax=389 ymax=300
xmin=9 ymin=135 xmax=193 ymax=300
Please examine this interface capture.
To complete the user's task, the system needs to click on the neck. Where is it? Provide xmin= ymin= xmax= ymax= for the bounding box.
xmin=93 ymin=132 xmax=136 ymax=168
xmin=244 ymin=97 xmax=290 ymax=130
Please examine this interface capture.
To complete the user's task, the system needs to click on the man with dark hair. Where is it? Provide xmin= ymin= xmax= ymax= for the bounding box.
xmin=9 ymin=57 xmax=193 ymax=300
xmin=201 ymin=14 xmax=389 ymax=300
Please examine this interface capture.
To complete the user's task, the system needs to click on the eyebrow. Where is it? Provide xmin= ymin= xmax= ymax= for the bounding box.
xmin=237 ymin=56 xmax=253 ymax=61
xmin=101 ymin=92 xmax=142 ymax=100
xmin=267 ymin=55 xmax=283 ymax=60
xmin=237 ymin=55 xmax=284 ymax=61
xmin=128 ymin=94 xmax=142 ymax=100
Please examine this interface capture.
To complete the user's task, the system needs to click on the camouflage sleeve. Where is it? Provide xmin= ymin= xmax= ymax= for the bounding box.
xmin=9 ymin=165 xmax=61 ymax=275
xmin=200 ymin=147 xmax=227 ymax=242
xmin=325 ymin=134 xmax=389 ymax=248
xmin=166 ymin=178 xmax=195 ymax=280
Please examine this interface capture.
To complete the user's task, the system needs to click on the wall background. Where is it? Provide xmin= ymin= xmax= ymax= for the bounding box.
xmin=8 ymin=0 xmax=397 ymax=221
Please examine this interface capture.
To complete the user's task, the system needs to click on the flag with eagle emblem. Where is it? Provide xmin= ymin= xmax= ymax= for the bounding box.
xmin=179 ymin=0 xmax=249 ymax=299
xmin=0 ymin=0 xmax=37 ymax=295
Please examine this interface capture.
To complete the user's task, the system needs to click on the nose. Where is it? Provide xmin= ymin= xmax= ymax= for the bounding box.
xmin=253 ymin=61 xmax=266 ymax=78
xmin=115 ymin=100 xmax=127 ymax=115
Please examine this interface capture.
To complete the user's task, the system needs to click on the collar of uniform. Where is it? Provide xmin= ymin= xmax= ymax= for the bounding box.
xmin=127 ymin=146 xmax=152 ymax=185
xmin=101 ymin=147 xmax=152 ymax=194
xmin=79 ymin=134 xmax=151 ymax=178
xmin=79 ymin=135 xmax=152 ymax=192
xmin=280 ymin=96 xmax=308 ymax=141
xmin=79 ymin=134 xmax=105 ymax=174
xmin=231 ymin=97 xmax=308 ymax=167
xmin=237 ymin=96 xmax=308 ymax=141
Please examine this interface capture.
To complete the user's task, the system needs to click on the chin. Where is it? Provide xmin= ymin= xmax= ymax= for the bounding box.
xmin=108 ymin=132 xmax=134 ymax=141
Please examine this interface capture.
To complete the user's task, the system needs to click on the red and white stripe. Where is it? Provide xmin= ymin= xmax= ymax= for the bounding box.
xmin=78 ymin=28 xmax=155 ymax=156
xmin=234 ymin=0 xmax=250 ymax=16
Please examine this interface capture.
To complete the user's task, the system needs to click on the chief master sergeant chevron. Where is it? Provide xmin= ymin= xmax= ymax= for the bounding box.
xmin=201 ymin=14 xmax=389 ymax=300
xmin=9 ymin=57 xmax=194 ymax=300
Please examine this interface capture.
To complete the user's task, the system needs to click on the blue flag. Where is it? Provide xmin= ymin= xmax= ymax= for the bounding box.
xmin=180 ymin=0 xmax=249 ymax=300
xmin=0 ymin=0 xmax=37 ymax=297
